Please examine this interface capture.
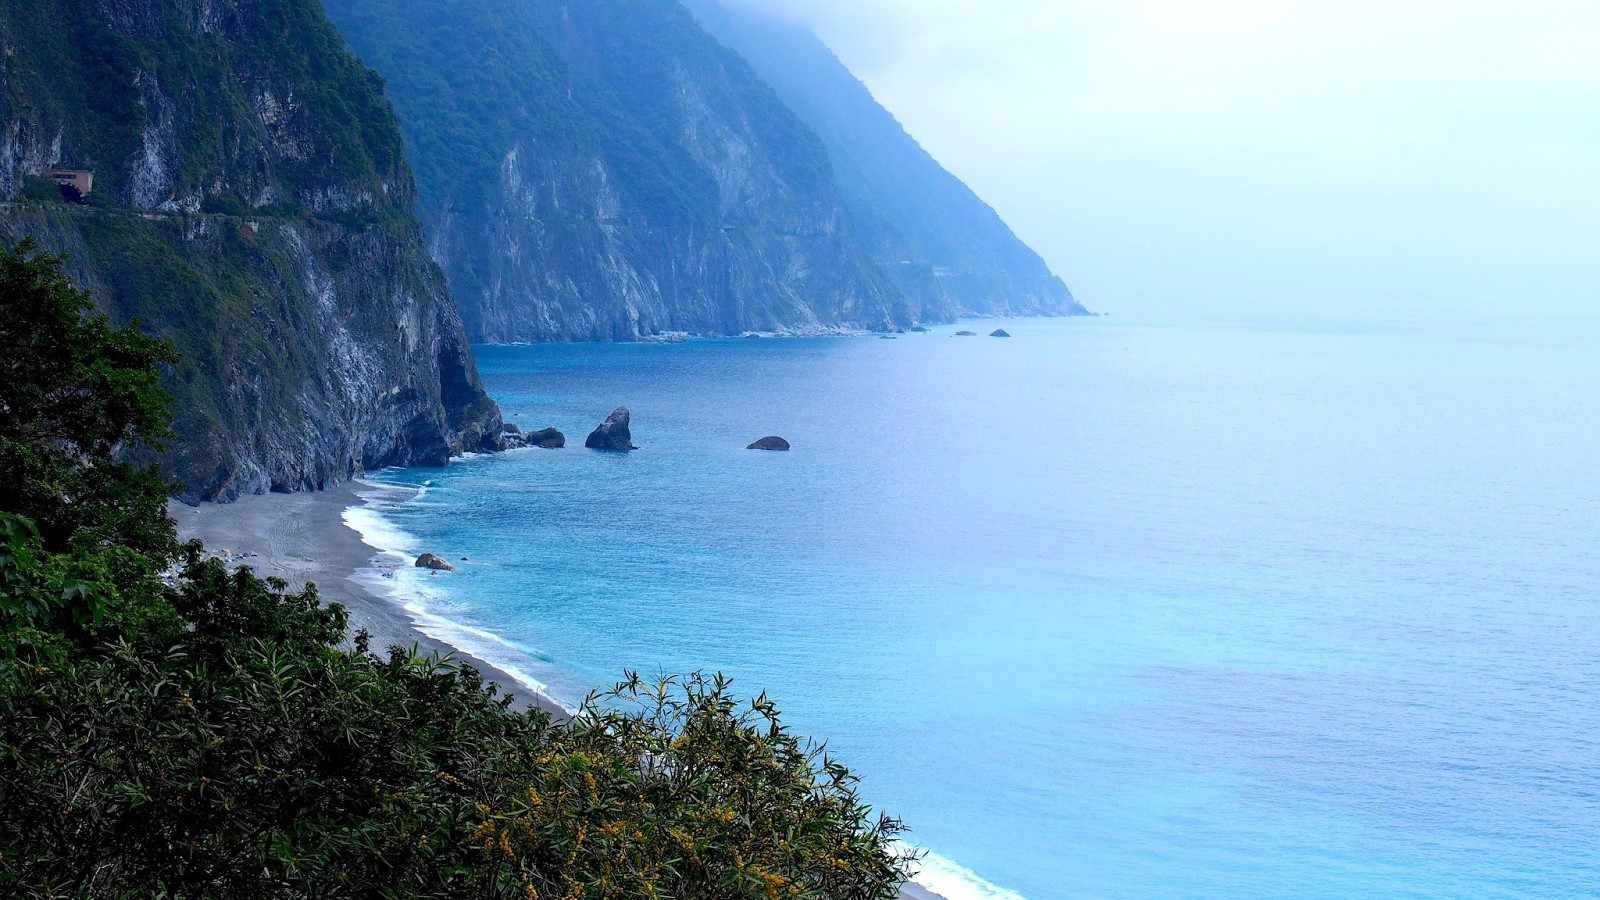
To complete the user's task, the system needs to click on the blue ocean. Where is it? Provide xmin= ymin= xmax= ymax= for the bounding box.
xmin=350 ymin=314 xmax=1600 ymax=900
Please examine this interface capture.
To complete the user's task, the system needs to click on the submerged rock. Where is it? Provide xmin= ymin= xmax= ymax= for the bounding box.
xmin=955 ymin=330 xmax=977 ymax=336
xmin=527 ymin=427 xmax=566 ymax=449
xmin=585 ymin=407 xmax=637 ymax=451
xmin=990 ymin=329 xmax=1011 ymax=338
xmin=416 ymin=553 xmax=455 ymax=571
xmin=748 ymin=436 xmax=791 ymax=451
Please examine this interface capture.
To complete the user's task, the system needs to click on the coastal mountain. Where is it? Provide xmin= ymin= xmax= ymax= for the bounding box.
xmin=683 ymin=0 xmax=1085 ymax=321
xmin=0 ymin=0 xmax=1080 ymax=498
xmin=0 ymin=0 xmax=503 ymax=501
xmin=326 ymin=0 xmax=907 ymax=342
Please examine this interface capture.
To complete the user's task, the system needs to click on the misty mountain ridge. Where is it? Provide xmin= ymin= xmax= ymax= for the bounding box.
xmin=684 ymin=0 xmax=1084 ymax=321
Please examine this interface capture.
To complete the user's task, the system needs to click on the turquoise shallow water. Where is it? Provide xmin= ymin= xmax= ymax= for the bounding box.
xmin=359 ymin=315 xmax=1600 ymax=900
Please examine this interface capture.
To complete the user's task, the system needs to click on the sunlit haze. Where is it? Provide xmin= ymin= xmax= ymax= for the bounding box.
xmin=726 ymin=0 xmax=1600 ymax=319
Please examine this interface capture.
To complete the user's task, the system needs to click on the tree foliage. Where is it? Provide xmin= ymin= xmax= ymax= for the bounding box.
xmin=0 ymin=245 xmax=912 ymax=897
xmin=472 ymin=673 xmax=907 ymax=900
xmin=0 ymin=239 xmax=177 ymax=562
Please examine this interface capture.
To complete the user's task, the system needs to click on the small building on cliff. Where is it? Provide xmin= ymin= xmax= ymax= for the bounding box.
xmin=44 ymin=169 xmax=93 ymax=200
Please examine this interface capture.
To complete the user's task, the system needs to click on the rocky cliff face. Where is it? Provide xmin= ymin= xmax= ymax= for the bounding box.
xmin=685 ymin=1 xmax=1086 ymax=321
xmin=0 ymin=0 xmax=501 ymax=501
xmin=327 ymin=0 xmax=908 ymax=342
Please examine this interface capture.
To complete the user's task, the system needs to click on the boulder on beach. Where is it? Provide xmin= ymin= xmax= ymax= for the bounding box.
xmin=990 ymin=329 xmax=1011 ymax=338
xmin=416 ymin=553 xmax=456 ymax=571
xmin=748 ymin=436 xmax=791 ymax=451
xmin=955 ymin=330 xmax=977 ymax=336
xmin=585 ymin=407 xmax=637 ymax=451
xmin=526 ymin=426 xmax=566 ymax=449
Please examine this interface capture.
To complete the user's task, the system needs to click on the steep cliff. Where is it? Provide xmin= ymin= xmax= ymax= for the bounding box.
xmin=326 ymin=0 xmax=908 ymax=342
xmin=684 ymin=1 xmax=1085 ymax=321
xmin=0 ymin=0 xmax=502 ymax=501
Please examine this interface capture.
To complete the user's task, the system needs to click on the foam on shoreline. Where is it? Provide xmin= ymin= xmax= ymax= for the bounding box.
xmin=342 ymin=479 xmax=574 ymax=713
xmin=907 ymin=848 xmax=1028 ymax=900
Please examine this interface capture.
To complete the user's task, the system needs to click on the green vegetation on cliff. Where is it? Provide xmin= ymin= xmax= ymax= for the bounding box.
xmin=328 ymin=0 xmax=903 ymax=341
xmin=0 ymin=245 xmax=910 ymax=897
xmin=0 ymin=0 xmax=406 ymax=214
xmin=0 ymin=0 xmax=503 ymax=501
xmin=331 ymin=0 xmax=834 ymax=228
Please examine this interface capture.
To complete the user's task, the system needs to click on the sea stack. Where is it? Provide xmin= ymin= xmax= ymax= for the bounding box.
xmin=990 ymin=329 xmax=1011 ymax=338
xmin=748 ymin=436 xmax=791 ymax=451
xmin=526 ymin=427 xmax=566 ymax=449
xmin=416 ymin=553 xmax=456 ymax=571
xmin=585 ymin=407 xmax=638 ymax=451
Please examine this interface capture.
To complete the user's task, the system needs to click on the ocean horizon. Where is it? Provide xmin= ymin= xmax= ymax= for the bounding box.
xmin=346 ymin=312 xmax=1600 ymax=900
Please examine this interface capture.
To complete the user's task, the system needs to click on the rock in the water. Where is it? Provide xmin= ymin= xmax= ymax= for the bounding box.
xmin=527 ymin=427 xmax=566 ymax=449
xmin=909 ymin=325 xmax=930 ymax=333
xmin=990 ymin=329 xmax=1011 ymax=337
xmin=748 ymin=436 xmax=791 ymax=451
xmin=416 ymin=553 xmax=456 ymax=571
xmin=498 ymin=422 xmax=533 ymax=449
xmin=955 ymin=330 xmax=977 ymax=336
xmin=585 ymin=407 xmax=637 ymax=451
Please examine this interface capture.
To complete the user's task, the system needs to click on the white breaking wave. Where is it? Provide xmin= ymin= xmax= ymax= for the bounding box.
xmin=341 ymin=483 xmax=572 ymax=711
xmin=905 ymin=846 xmax=1028 ymax=900
xmin=342 ymin=505 xmax=417 ymax=562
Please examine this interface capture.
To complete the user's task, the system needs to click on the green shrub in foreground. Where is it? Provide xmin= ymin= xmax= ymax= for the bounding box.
xmin=0 ymin=240 xmax=912 ymax=897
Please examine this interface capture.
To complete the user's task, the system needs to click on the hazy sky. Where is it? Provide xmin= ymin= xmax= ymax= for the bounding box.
xmin=727 ymin=0 xmax=1599 ymax=318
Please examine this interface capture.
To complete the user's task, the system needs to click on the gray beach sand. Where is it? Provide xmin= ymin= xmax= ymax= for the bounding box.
xmin=168 ymin=483 xmax=567 ymax=720
xmin=900 ymin=883 xmax=954 ymax=900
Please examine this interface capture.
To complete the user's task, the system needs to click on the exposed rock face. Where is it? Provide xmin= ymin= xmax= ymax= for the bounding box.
xmin=0 ymin=0 xmax=502 ymax=502
xmin=500 ymin=423 xmax=568 ymax=450
xmin=415 ymin=553 xmax=456 ymax=571
xmin=685 ymin=0 xmax=1086 ymax=322
xmin=326 ymin=0 xmax=905 ymax=342
xmin=990 ymin=329 xmax=1012 ymax=338
xmin=747 ymin=436 xmax=791 ymax=451
xmin=527 ymin=428 xmax=567 ymax=449
xmin=585 ymin=408 xmax=637 ymax=451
